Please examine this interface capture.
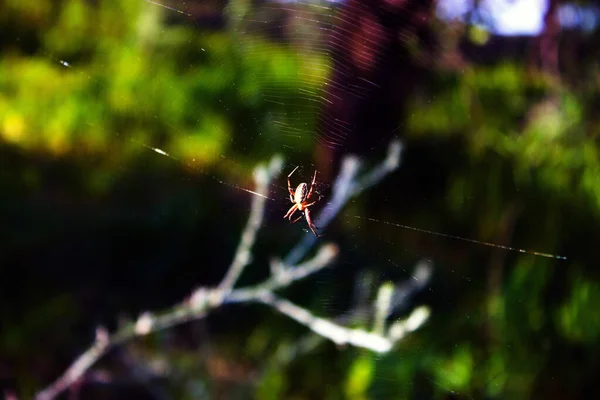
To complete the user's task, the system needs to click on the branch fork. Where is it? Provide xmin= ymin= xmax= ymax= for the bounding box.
xmin=36 ymin=140 xmax=430 ymax=400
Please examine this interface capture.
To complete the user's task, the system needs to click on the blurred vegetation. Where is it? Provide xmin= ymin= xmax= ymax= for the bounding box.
xmin=2 ymin=0 xmax=600 ymax=399
xmin=0 ymin=0 xmax=322 ymax=185
xmin=408 ymin=63 xmax=600 ymax=213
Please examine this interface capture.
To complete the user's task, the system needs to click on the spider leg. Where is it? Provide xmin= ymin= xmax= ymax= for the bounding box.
xmin=306 ymin=170 xmax=318 ymax=199
xmin=304 ymin=208 xmax=322 ymax=237
xmin=288 ymin=166 xmax=300 ymax=178
xmin=302 ymin=201 xmax=317 ymax=209
xmin=283 ymin=204 xmax=298 ymax=220
xmin=290 ymin=214 xmax=303 ymax=224
xmin=288 ymin=166 xmax=299 ymax=197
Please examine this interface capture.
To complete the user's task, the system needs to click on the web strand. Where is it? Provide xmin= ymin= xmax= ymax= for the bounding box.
xmin=133 ymin=140 xmax=274 ymax=201
xmin=144 ymin=0 xmax=192 ymax=17
xmin=137 ymin=141 xmax=565 ymax=260
xmin=353 ymin=215 xmax=567 ymax=260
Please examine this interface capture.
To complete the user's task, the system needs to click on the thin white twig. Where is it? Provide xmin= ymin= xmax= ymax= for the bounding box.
xmin=36 ymin=241 xmax=336 ymax=400
xmin=218 ymin=156 xmax=283 ymax=293
xmin=373 ymin=283 xmax=394 ymax=335
xmin=258 ymin=291 xmax=393 ymax=353
xmin=228 ymin=243 xmax=339 ymax=303
xmin=36 ymin=332 xmax=111 ymax=400
xmin=285 ymin=140 xmax=402 ymax=266
xmin=258 ymin=291 xmax=429 ymax=354
xmin=350 ymin=140 xmax=402 ymax=196
xmin=270 ymin=261 xmax=432 ymax=367
xmin=35 ymin=140 xmax=425 ymax=400
xmin=35 ymin=156 xmax=284 ymax=400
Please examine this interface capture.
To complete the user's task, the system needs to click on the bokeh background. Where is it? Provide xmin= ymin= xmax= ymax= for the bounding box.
xmin=2 ymin=0 xmax=600 ymax=398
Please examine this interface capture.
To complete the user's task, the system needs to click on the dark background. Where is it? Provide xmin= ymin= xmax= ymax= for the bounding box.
xmin=2 ymin=0 xmax=600 ymax=398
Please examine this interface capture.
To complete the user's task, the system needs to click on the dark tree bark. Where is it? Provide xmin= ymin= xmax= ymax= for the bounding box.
xmin=529 ymin=0 xmax=561 ymax=75
xmin=314 ymin=0 xmax=437 ymax=177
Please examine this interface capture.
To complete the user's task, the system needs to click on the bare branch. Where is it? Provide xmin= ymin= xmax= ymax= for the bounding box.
xmin=36 ymin=330 xmax=111 ymax=400
xmin=35 ymin=140 xmax=427 ymax=400
xmin=373 ymin=283 xmax=394 ymax=335
xmin=270 ymin=260 xmax=432 ymax=367
xmin=218 ymin=156 xmax=283 ymax=293
xmin=350 ymin=140 xmax=402 ymax=195
xmin=36 ymin=156 xmax=284 ymax=400
xmin=258 ymin=291 xmax=429 ymax=354
xmin=228 ymin=243 xmax=339 ymax=304
xmin=258 ymin=291 xmax=393 ymax=353
xmin=285 ymin=139 xmax=402 ymax=266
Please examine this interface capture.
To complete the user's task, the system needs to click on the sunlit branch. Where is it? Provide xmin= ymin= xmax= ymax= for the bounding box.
xmin=373 ymin=283 xmax=394 ymax=335
xmin=258 ymin=291 xmax=394 ymax=353
xmin=285 ymin=139 xmax=403 ymax=266
xmin=218 ymin=156 xmax=283 ymax=294
xmin=228 ymin=243 xmax=339 ymax=303
xmin=270 ymin=261 xmax=432 ymax=367
xmin=258 ymin=291 xmax=430 ymax=354
xmin=350 ymin=140 xmax=402 ymax=195
xmin=35 ymin=329 xmax=110 ymax=400
xmin=36 ymin=140 xmax=425 ymax=400
xmin=35 ymin=155 xmax=329 ymax=400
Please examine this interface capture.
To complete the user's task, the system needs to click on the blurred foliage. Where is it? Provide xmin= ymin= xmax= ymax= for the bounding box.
xmin=345 ymin=355 xmax=374 ymax=399
xmin=557 ymin=272 xmax=600 ymax=343
xmin=2 ymin=0 xmax=600 ymax=399
xmin=408 ymin=62 xmax=600 ymax=215
xmin=0 ymin=0 xmax=322 ymax=183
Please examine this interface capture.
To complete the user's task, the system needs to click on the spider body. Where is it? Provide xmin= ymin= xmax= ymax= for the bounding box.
xmin=284 ymin=167 xmax=321 ymax=236
xmin=294 ymin=182 xmax=309 ymax=206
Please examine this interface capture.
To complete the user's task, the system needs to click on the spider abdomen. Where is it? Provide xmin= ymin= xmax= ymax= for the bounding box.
xmin=284 ymin=167 xmax=320 ymax=236
xmin=294 ymin=183 xmax=308 ymax=205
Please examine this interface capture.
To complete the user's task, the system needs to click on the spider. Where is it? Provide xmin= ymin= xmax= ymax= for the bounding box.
xmin=283 ymin=166 xmax=321 ymax=236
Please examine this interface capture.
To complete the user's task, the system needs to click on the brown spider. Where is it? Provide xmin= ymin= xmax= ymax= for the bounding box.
xmin=283 ymin=166 xmax=321 ymax=236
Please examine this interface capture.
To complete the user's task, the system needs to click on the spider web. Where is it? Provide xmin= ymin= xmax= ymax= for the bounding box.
xmin=1 ymin=0 xmax=575 ymax=398
xmin=131 ymin=0 xmax=564 ymax=257
xmin=110 ymin=2 xmax=564 ymax=398
xmin=29 ymin=1 xmax=445 ymax=395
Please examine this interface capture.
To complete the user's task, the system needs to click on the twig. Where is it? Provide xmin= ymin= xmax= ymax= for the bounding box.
xmin=218 ymin=156 xmax=283 ymax=294
xmin=36 ymin=158 xmax=282 ymax=400
xmin=35 ymin=140 xmax=426 ymax=400
xmin=285 ymin=140 xmax=402 ymax=266
xmin=258 ymin=291 xmax=429 ymax=354
xmin=36 ymin=328 xmax=111 ymax=400
xmin=258 ymin=291 xmax=394 ymax=353
xmin=270 ymin=261 xmax=432 ymax=366
xmin=227 ymin=244 xmax=339 ymax=304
